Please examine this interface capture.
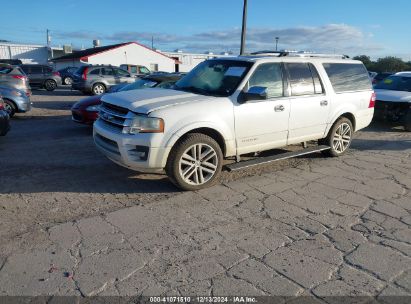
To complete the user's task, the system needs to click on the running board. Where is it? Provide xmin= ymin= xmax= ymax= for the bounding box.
xmin=226 ymin=145 xmax=331 ymax=172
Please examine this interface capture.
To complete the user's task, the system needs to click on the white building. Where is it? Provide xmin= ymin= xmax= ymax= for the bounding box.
xmin=51 ymin=42 xmax=178 ymax=72
xmin=0 ymin=42 xmax=64 ymax=64
xmin=162 ymin=50 xmax=231 ymax=72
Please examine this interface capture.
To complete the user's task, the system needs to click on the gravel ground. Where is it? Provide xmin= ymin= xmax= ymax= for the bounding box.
xmin=0 ymin=88 xmax=410 ymax=300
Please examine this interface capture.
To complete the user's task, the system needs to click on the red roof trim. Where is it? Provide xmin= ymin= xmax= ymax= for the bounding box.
xmin=80 ymin=42 xmax=181 ymax=64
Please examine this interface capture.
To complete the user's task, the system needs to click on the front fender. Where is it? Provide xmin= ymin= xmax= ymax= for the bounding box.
xmin=163 ymin=121 xmax=236 ymax=157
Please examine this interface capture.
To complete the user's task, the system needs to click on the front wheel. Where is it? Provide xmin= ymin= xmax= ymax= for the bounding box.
xmin=44 ymin=79 xmax=57 ymax=91
xmin=4 ymin=99 xmax=16 ymax=117
xmin=166 ymin=133 xmax=223 ymax=191
xmin=92 ymin=83 xmax=106 ymax=95
xmin=320 ymin=117 xmax=353 ymax=157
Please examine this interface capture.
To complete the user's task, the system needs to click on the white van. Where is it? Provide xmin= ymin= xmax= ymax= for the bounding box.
xmin=94 ymin=52 xmax=375 ymax=190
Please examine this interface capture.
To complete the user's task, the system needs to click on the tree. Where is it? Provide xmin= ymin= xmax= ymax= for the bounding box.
xmin=353 ymin=55 xmax=372 ymax=69
xmin=373 ymin=57 xmax=408 ymax=73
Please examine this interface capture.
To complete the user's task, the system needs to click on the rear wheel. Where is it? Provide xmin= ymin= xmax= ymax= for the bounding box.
xmin=92 ymin=83 xmax=106 ymax=95
xmin=3 ymin=99 xmax=16 ymax=117
xmin=44 ymin=79 xmax=57 ymax=91
xmin=320 ymin=117 xmax=353 ymax=157
xmin=166 ymin=133 xmax=223 ymax=191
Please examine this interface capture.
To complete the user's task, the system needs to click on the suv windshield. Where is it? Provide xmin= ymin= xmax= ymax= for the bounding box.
xmin=374 ymin=76 xmax=411 ymax=92
xmin=174 ymin=59 xmax=253 ymax=97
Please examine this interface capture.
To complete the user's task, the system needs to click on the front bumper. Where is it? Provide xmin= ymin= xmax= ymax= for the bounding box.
xmin=93 ymin=119 xmax=170 ymax=173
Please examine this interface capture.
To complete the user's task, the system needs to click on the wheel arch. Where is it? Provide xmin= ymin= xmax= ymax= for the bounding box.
xmin=325 ymin=110 xmax=357 ymax=137
xmin=3 ymin=98 xmax=18 ymax=112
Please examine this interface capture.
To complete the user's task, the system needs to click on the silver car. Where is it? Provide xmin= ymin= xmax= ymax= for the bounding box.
xmin=0 ymin=85 xmax=31 ymax=117
xmin=0 ymin=64 xmax=32 ymax=94
xmin=72 ymin=65 xmax=135 ymax=95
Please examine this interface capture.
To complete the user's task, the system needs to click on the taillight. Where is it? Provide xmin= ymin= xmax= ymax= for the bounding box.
xmin=53 ymin=71 xmax=60 ymax=77
xmin=82 ymin=67 xmax=88 ymax=80
xmin=369 ymin=92 xmax=376 ymax=108
xmin=12 ymin=75 xmax=27 ymax=80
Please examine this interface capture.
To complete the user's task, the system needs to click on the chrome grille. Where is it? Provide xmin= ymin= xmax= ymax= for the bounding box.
xmin=98 ymin=102 xmax=132 ymax=133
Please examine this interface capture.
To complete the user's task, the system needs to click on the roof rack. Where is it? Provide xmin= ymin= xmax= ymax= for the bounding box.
xmin=247 ymin=50 xmax=349 ymax=59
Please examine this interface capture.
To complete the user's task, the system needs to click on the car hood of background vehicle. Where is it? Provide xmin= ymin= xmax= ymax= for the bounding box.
xmin=72 ymin=95 xmax=103 ymax=109
xmin=374 ymin=89 xmax=411 ymax=103
xmin=101 ymin=88 xmax=211 ymax=114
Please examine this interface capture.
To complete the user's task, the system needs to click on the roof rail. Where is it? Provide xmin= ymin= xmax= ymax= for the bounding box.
xmin=247 ymin=50 xmax=349 ymax=59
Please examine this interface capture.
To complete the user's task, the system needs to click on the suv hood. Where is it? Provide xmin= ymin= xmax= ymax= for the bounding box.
xmin=101 ymin=88 xmax=210 ymax=114
xmin=374 ymin=89 xmax=411 ymax=103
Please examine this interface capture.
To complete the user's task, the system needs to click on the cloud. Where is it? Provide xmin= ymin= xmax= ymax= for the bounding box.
xmin=54 ymin=24 xmax=382 ymax=55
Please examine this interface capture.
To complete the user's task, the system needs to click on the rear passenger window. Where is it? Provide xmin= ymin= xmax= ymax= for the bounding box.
xmin=30 ymin=66 xmax=43 ymax=74
xmin=89 ymin=68 xmax=101 ymax=75
xmin=286 ymin=63 xmax=324 ymax=96
xmin=248 ymin=63 xmax=283 ymax=98
xmin=323 ymin=63 xmax=371 ymax=93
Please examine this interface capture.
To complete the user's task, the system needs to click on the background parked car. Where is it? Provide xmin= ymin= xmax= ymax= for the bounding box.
xmin=374 ymin=72 xmax=411 ymax=131
xmin=119 ymin=64 xmax=151 ymax=77
xmin=0 ymin=95 xmax=10 ymax=136
xmin=0 ymin=59 xmax=22 ymax=65
xmin=0 ymin=63 xmax=31 ymax=95
xmin=0 ymin=85 xmax=32 ymax=117
xmin=71 ymin=65 xmax=135 ymax=95
xmin=71 ymin=73 xmax=183 ymax=125
xmin=372 ymin=72 xmax=393 ymax=85
xmin=58 ymin=66 xmax=78 ymax=85
xmin=20 ymin=64 xmax=62 ymax=91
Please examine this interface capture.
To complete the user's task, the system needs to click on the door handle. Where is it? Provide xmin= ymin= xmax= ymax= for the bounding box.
xmin=320 ymin=100 xmax=328 ymax=106
xmin=274 ymin=105 xmax=285 ymax=112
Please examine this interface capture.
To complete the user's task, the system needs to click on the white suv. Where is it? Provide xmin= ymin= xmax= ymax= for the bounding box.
xmin=93 ymin=53 xmax=375 ymax=190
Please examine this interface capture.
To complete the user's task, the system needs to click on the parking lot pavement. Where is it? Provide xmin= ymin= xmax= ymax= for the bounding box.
xmin=0 ymin=88 xmax=410 ymax=298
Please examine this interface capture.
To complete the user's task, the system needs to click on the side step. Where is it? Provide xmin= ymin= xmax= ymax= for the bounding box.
xmin=226 ymin=145 xmax=331 ymax=172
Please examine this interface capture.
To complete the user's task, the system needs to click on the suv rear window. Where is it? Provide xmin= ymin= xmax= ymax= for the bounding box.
xmin=0 ymin=67 xmax=13 ymax=74
xmin=323 ymin=63 xmax=371 ymax=93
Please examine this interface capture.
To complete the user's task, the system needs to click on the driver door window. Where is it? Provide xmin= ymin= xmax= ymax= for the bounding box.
xmin=248 ymin=63 xmax=284 ymax=99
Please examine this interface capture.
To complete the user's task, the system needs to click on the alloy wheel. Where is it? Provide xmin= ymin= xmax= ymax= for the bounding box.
xmin=93 ymin=84 xmax=105 ymax=95
xmin=178 ymin=143 xmax=218 ymax=185
xmin=332 ymin=122 xmax=352 ymax=154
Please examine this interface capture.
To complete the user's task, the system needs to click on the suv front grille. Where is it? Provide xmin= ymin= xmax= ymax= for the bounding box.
xmin=98 ymin=102 xmax=131 ymax=133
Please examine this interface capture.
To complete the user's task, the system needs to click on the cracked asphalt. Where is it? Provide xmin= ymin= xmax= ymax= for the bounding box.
xmin=0 ymin=88 xmax=410 ymax=300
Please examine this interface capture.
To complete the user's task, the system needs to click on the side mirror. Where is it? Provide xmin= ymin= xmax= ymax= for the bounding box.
xmin=239 ymin=86 xmax=268 ymax=103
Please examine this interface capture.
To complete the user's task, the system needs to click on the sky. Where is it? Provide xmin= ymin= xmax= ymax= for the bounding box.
xmin=1 ymin=0 xmax=410 ymax=60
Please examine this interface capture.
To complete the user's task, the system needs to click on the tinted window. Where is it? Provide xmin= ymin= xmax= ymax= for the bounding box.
xmin=286 ymin=63 xmax=316 ymax=96
xmin=44 ymin=67 xmax=52 ymax=73
xmin=30 ymin=66 xmax=43 ymax=74
xmin=89 ymin=68 xmax=101 ymax=75
xmin=323 ymin=63 xmax=371 ymax=93
xmin=374 ymin=76 xmax=411 ymax=92
xmin=20 ymin=66 xmax=29 ymax=73
xmin=130 ymin=66 xmax=138 ymax=74
xmin=101 ymin=68 xmax=114 ymax=76
xmin=115 ymin=68 xmax=130 ymax=77
xmin=310 ymin=64 xmax=324 ymax=94
xmin=248 ymin=63 xmax=283 ymax=98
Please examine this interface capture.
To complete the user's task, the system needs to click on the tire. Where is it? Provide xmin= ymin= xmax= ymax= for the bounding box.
xmin=63 ymin=76 xmax=73 ymax=85
xmin=320 ymin=117 xmax=354 ymax=157
xmin=44 ymin=79 xmax=57 ymax=91
xmin=92 ymin=83 xmax=106 ymax=95
xmin=165 ymin=133 xmax=223 ymax=191
xmin=3 ymin=99 xmax=16 ymax=118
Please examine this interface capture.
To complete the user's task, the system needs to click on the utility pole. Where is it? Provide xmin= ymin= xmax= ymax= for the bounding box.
xmin=151 ymin=36 xmax=154 ymax=50
xmin=240 ymin=0 xmax=248 ymax=55
xmin=275 ymin=37 xmax=279 ymax=51
xmin=46 ymin=29 xmax=51 ymax=47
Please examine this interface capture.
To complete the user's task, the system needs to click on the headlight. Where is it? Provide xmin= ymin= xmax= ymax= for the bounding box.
xmin=85 ymin=105 xmax=100 ymax=112
xmin=11 ymin=90 xmax=23 ymax=97
xmin=123 ymin=116 xmax=164 ymax=134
